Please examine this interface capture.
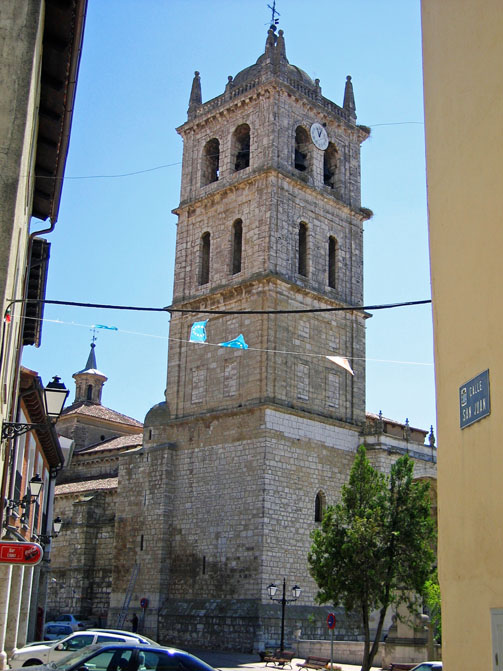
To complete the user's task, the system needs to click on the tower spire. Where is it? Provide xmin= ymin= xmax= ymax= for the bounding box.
xmin=188 ymin=70 xmax=202 ymax=116
xmin=72 ymin=340 xmax=108 ymax=405
xmin=85 ymin=341 xmax=97 ymax=371
xmin=343 ymin=75 xmax=356 ymax=120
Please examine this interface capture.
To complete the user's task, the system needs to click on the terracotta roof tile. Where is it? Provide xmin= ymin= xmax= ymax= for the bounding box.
xmin=75 ymin=434 xmax=143 ymax=455
xmin=61 ymin=401 xmax=142 ymax=428
xmin=55 ymin=477 xmax=118 ymax=495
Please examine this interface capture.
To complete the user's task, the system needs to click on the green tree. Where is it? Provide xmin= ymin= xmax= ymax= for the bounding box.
xmin=308 ymin=445 xmax=436 ymax=671
xmin=424 ymin=571 xmax=441 ymax=642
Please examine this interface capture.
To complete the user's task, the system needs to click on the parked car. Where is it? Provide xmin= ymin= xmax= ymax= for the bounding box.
xmin=43 ymin=615 xmax=87 ymax=633
xmin=86 ymin=630 xmax=158 ymax=646
xmin=9 ymin=631 xmax=150 ymax=668
xmin=410 ymin=664 xmax=442 ymax=671
xmin=19 ymin=643 xmax=217 ymax=671
xmin=43 ymin=624 xmax=74 ymax=641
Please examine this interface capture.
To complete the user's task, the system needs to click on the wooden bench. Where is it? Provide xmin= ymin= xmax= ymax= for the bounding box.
xmin=296 ymin=656 xmax=331 ymax=670
xmin=263 ymin=650 xmax=295 ymax=668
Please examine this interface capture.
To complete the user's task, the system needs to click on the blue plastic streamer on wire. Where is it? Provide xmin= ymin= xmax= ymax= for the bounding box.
xmin=189 ymin=320 xmax=208 ymax=343
xmin=93 ymin=324 xmax=118 ymax=331
xmin=218 ymin=334 xmax=248 ymax=349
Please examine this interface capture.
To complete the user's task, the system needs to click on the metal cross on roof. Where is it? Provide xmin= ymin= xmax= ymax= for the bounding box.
xmin=267 ymin=1 xmax=280 ymax=28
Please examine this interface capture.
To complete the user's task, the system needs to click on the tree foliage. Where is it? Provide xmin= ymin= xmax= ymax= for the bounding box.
xmin=424 ymin=571 xmax=441 ymax=642
xmin=308 ymin=445 xmax=436 ymax=671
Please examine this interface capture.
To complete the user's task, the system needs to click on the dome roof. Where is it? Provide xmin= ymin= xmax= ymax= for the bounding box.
xmin=144 ymin=401 xmax=170 ymax=427
xmin=231 ymin=29 xmax=315 ymax=91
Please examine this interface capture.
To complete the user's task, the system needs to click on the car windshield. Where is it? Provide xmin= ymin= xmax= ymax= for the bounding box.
xmin=136 ymin=636 xmax=157 ymax=646
xmin=50 ymin=645 xmax=102 ymax=670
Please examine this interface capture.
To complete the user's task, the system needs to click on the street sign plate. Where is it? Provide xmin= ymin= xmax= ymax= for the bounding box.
xmin=0 ymin=542 xmax=43 ymax=565
xmin=460 ymin=369 xmax=491 ymax=429
xmin=327 ymin=613 xmax=336 ymax=629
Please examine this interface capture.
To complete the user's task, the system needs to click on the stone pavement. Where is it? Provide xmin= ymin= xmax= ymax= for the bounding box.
xmin=190 ymin=650 xmax=381 ymax=671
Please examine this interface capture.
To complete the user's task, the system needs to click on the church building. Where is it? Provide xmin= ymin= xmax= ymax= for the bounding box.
xmin=98 ymin=26 xmax=437 ymax=652
xmin=47 ymin=344 xmax=142 ymax=620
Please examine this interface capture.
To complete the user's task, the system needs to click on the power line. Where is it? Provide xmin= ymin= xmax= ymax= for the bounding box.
xmin=10 ymin=314 xmax=433 ymax=368
xmin=32 ymin=122 xmax=423 ymax=182
xmin=6 ymin=297 xmax=431 ymax=316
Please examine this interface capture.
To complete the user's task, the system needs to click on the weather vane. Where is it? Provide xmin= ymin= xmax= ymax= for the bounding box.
xmin=90 ymin=327 xmax=97 ymax=345
xmin=267 ymin=1 xmax=280 ymax=29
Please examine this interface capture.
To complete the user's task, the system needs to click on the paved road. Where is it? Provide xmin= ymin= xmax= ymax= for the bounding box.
xmin=190 ymin=650 xmax=380 ymax=671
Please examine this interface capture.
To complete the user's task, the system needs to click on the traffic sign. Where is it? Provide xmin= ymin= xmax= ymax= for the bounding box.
xmin=0 ymin=542 xmax=43 ymax=566
xmin=140 ymin=598 xmax=149 ymax=609
xmin=327 ymin=613 xmax=336 ymax=629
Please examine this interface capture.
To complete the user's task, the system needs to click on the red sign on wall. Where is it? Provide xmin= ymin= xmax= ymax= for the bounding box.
xmin=0 ymin=542 xmax=43 ymax=566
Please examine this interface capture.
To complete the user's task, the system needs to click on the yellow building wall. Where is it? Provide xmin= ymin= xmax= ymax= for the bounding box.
xmin=421 ymin=1 xmax=503 ymax=669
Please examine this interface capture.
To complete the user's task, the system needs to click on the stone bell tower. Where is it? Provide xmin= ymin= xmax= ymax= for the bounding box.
xmin=112 ymin=27 xmax=371 ymax=651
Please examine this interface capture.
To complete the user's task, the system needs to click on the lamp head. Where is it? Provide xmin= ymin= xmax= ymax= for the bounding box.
xmin=29 ymin=474 xmax=43 ymax=499
xmin=267 ymin=583 xmax=278 ymax=598
xmin=44 ymin=376 xmax=69 ymax=419
xmin=291 ymin=585 xmax=301 ymax=599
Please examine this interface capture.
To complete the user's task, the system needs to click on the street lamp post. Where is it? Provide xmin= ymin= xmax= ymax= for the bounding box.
xmin=2 ymin=375 xmax=69 ymax=440
xmin=267 ymin=578 xmax=301 ymax=653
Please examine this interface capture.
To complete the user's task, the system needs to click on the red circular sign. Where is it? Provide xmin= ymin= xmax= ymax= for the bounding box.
xmin=140 ymin=598 xmax=149 ymax=609
xmin=327 ymin=613 xmax=336 ymax=629
xmin=0 ymin=542 xmax=43 ymax=566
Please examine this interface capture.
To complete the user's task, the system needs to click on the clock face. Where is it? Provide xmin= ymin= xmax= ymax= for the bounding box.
xmin=310 ymin=123 xmax=329 ymax=150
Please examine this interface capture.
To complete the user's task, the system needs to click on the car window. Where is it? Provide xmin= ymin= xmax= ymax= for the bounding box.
xmin=57 ymin=616 xmax=71 ymax=622
xmin=52 ymin=646 xmax=103 ymax=670
xmin=96 ymin=636 xmax=127 ymax=644
xmin=139 ymin=651 xmax=215 ymax=671
xmin=61 ymin=634 xmax=95 ymax=651
xmin=93 ymin=649 xmax=133 ymax=671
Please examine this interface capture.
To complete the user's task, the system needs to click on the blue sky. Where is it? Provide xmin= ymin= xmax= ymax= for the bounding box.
xmin=22 ymin=0 xmax=435 ymax=435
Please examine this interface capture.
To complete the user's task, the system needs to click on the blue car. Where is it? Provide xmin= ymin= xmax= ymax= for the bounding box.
xmin=32 ymin=643 xmax=217 ymax=671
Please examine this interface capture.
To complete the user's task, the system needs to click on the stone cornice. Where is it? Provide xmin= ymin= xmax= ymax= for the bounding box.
xmin=178 ymin=79 xmax=369 ymax=144
xmin=163 ymin=400 xmax=363 ymax=437
xmin=172 ymin=166 xmax=371 ymax=222
xmin=168 ymin=271 xmax=370 ymax=319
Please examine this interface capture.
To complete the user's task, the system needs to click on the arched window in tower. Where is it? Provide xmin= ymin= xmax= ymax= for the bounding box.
xmin=324 ymin=142 xmax=338 ymax=189
xmin=328 ymin=236 xmax=337 ymax=289
xmin=232 ymin=124 xmax=250 ymax=171
xmin=298 ymin=222 xmax=308 ymax=276
xmin=201 ymin=138 xmax=220 ymax=186
xmin=199 ymin=232 xmax=211 ymax=285
xmin=315 ymin=491 xmax=326 ymax=522
xmin=86 ymin=384 xmax=93 ymax=401
xmin=231 ymin=219 xmax=243 ymax=274
xmin=295 ymin=126 xmax=310 ymax=172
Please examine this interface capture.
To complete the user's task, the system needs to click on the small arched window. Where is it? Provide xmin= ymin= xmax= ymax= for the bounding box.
xmin=324 ymin=142 xmax=338 ymax=189
xmin=86 ymin=385 xmax=93 ymax=401
xmin=315 ymin=491 xmax=326 ymax=522
xmin=328 ymin=236 xmax=337 ymax=289
xmin=199 ymin=232 xmax=211 ymax=285
xmin=295 ymin=126 xmax=310 ymax=172
xmin=201 ymin=138 xmax=220 ymax=185
xmin=231 ymin=219 xmax=243 ymax=274
xmin=298 ymin=222 xmax=308 ymax=277
xmin=232 ymin=124 xmax=250 ymax=171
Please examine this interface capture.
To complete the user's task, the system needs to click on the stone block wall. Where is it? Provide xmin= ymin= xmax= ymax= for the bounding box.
xmin=47 ymin=491 xmax=115 ymax=620
xmin=57 ymin=417 xmax=125 ymax=452
xmin=166 ymin=280 xmax=366 ymax=426
xmin=57 ymin=453 xmax=121 ymax=483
